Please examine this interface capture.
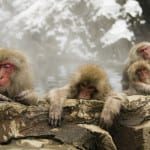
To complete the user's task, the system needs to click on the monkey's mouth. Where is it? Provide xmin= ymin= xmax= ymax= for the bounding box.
xmin=142 ymin=75 xmax=149 ymax=79
xmin=143 ymin=53 xmax=150 ymax=59
xmin=78 ymin=96 xmax=91 ymax=100
xmin=0 ymin=83 xmax=9 ymax=91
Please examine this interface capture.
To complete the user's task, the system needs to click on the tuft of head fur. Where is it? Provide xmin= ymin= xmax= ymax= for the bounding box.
xmin=0 ymin=48 xmax=34 ymax=97
xmin=127 ymin=60 xmax=150 ymax=82
xmin=129 ymin=41 xmax=150 ymax=62
xmin=69 ymin=64 xmax=111 ymax=100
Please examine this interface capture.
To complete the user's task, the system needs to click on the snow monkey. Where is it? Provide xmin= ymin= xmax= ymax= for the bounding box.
xmin=121 ymin=41 xmax=150 ymax=90
xmin=46 ymin=64 xmax=125 ymax=128
xmin=0 ymin=48 xmax=39 ymax=105
xmin=125 ymin=60 xmax=150 ymax=95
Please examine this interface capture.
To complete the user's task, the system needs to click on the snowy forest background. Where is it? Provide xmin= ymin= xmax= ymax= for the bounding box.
xmin=0 ymin=0 xmax=149 ymax=94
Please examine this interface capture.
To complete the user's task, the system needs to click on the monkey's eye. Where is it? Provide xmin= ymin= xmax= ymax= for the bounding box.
xmin=80 ymin=83 xmax=86 ymax=87
xmin=2 ymin=63 xmax=15 ymax=72
xmin=88 ymin=86 xmax=95 ymax=90
xmin=3 ymin=64 xmax=13 ymax=68
xmin=136 ymin=68 xmax=148 ymax=74
xmin=137 ymin=48 xmax=145 ymax=54
xmin=4 ymin=64 xmax=11 ymax=68
xmin=137 ymin=46 xmax=150 ymax=54
xmin=136 ymin=69 xmax=141 ymax=74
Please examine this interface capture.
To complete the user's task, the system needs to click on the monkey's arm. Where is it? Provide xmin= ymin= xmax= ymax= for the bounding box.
xmin=0 ymin=94 xmax=13 ymax=102
xmin=122 ymin=71 xmax=129 ymax=90
xmin=99 ymin=92 xmax=127 ymax=129
xmin=133 ymin=82 xmax=150 ymax=94
xmin=15 ymin=90 xmax=41 ymax=105
xmin=45 ymin=84 xmax=70 ymax=127
xmin=121 ymin=64 xmax=130 ymax=90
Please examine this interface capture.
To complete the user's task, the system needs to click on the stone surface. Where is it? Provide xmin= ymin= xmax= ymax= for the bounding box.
xmin=0 ymin=100 xmax=115 ymax=150
xmin=0 ymin=95 xmax=149 ymax=149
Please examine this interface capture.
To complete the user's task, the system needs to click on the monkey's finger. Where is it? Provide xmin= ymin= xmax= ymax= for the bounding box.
xmin=55 ymin=115 xmax=62 ymax=127
xmin=57 ymin=117 xmax=62 ymax=127
xmin=49 ymin=116 xmax=57 ymax=127
xmin=15 ymin=91 xmax=29 ymax=100
xmin=53 ymin=114 xmax=62 ymax=127
xmin=15 ymin=94 xmax=26 ymax=99
xmin=0 ymin=96 xmax=12 ymax=102
xmin=49 ymin=118 xmax=58 ymax=127
xmin=49 ymin=119 xmax=54 ymax=127
xmin=99 ymin=118 xmax=105 ymax=128
xmin=99 ymin=118 xmax=109 ymax=130
xmin=54 ymin=119 xmax=59 ymax=127
xmin=49 ymin=115 xmax=61 ymax=127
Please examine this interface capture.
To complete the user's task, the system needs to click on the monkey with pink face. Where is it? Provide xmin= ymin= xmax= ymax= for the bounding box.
xmin=125 ymin=60 xmax=150 ymax=95
xmin=0 ymin=48 xmax=39 ymax=105
xmin=122 ymin=41 xmax=150 ymax=90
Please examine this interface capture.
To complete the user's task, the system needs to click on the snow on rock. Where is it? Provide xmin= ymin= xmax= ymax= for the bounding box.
xmin=100 ymin=19 xmax=134 ymax=46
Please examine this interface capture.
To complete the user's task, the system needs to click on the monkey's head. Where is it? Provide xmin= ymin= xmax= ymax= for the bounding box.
xmin=129 ymin=41 xmax=150 ymax=62
xmin=127 ymin=60 xmax=150 ymax=83
xmin=0 ymin=49 xmax=33 ymax=97
xmin=69 ymin=64 xmax=111 ymax=100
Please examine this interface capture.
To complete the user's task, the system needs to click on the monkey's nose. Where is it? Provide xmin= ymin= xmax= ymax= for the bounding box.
xmin=0 ymin=75 xmax=4 ymax=79
xmin=0 ymin=69 xmax=5 ymax=79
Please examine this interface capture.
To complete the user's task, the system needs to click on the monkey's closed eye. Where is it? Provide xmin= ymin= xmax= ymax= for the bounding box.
xmin=4 ymin=64 xmax=12 ymax=68
xmin=88 ymin=86 xmax=96 ymax=90
xmin=80 ymin=82 xmax=87 ymax=87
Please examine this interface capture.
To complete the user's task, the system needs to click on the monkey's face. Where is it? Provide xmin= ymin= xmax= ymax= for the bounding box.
xmin=136 ymin=67 xmax=149 ymax=83
xmin=0 ymin=61 xmax=15 ymax=91
xmin=137 ymin=45 xmax=150 ymax=60
xmin=77 ymin=82 xmax=97 ymax=99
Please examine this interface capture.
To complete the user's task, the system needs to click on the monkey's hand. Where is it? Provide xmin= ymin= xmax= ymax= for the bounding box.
xmin=49 ymin=103 xmax=62 ymax=127
xmin=99 ymin=108 xmax=113 ymax=130
xmin=99 ymin=92 xmax=126 ymax=130
xmin=0 ymin=94 xmax=13 ymax=102
xmin=46 ymin=89 xmax=64 ymax=127
xmin=133 ymin=82 xmax=150 ymax=94
xmin=46 ymin=85 xmax=69 ymax=127
xmin=15 ymin=90 xmax=39 ymax=105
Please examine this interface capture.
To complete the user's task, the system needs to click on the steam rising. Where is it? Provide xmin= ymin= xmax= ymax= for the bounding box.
xmin=0 ymin=0 xmax=143 ymax=93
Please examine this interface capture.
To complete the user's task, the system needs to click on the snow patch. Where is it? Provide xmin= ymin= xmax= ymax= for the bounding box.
xmin=100 ymin=19 xmax=134 ymax=46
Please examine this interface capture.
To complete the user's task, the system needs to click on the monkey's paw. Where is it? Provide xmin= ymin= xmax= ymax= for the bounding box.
xmin=49 ymin=106 xmax=62 ymax=127
xmin=99 ymin=116 xmax=113 ymax=130
xmin=15 ymin=90 xmax=31 ymax=101
xmin=15 ymin=90 xmax=38 ymax=105
xmin=0 ymin=94 xmax=13 ymax=102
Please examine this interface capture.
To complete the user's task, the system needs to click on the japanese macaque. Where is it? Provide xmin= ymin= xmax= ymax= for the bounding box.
xmin=125 ymin=60 xmax=150 ymax=95
xmin=68 ymin=64 xmax=111 ymax=100
xmin=122 ymin=41 xmax=150 ymax=90
xmin=0 ymin=48 xmax=39 ymax=105
xmin=46 ymin=64 xmax=125 ymax=128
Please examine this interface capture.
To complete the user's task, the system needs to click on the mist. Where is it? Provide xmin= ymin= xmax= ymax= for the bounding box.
xmin=0 ymin=0 xmax=145 ymax=94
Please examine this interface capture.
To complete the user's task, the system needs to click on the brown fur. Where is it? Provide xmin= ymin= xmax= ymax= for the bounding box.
xmin=46 ymin=64 xmax=125 ymax=128
xmin=100 ymin=92 xmax=126 ymax=128
xmin=122 ymin=41 xmax=150 ymax=90
xmin=127 ymin=60 xmax=150 ymax=82
xmin=69 ymin=64 xmax=111 ymax=100
xmin=125 ymin=60 xmax=150 ymax=95
xmin=0 ymin=48 xmax=34 ymax=98
xmin=129 ymin=41 xmax=150 ymax=62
